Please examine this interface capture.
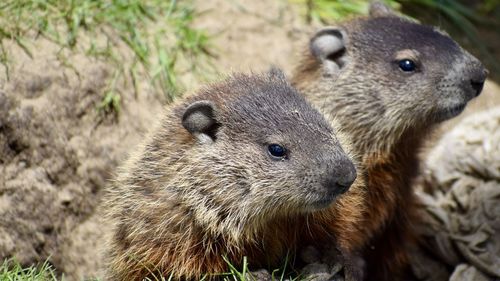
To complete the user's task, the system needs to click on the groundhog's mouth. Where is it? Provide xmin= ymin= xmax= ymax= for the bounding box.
xmin=435 ymin=103 xmax=466 ymax=122
xmin=306 ymin=195 xmax=338 ymax=211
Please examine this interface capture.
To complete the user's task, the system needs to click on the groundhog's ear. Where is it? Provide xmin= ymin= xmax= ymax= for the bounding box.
xmin=369 ymin=1 xmax=397 ymax=17
xmin=310 ymin=27 xmax=349 ymax=77
xmin=182 ymin=100 xmax=219 ymax=144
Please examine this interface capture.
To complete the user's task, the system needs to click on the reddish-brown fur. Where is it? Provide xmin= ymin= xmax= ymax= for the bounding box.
xmin=292 ymin=3 xmax=486 ymax=278
xmin=108 ymin=182 xmax=367 ymax=280
xmin=110 ymin=212 xmax=301 ymax=280
xmin=105 ymin=70 xmax=361 ymax=280
xmin=359 ymin=130 xmax=425 ymax=280
xmin=303 ymin=139 xmax=422 ymax=280
xmin=294 ymin=57 xmax=435 ymax=280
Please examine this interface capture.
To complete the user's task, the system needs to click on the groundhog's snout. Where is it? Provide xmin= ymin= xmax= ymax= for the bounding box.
xmin=324 ymin=156 xmax=357 ymax=195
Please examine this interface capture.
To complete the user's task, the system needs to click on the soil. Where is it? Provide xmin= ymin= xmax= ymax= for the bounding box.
xmin=0 ymin=0 xmax=498 ymax=280
xmin=0 ymin=37 xmax=163 ymax=279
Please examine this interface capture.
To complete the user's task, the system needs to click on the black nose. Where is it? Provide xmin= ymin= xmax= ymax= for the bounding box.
xmin=471 ymin=80 xmax=485 ymax=97
xmin=326 ymin=159 xmax=357 ymax=195
xmin=470 ymin=69 xmax=488 ymax=97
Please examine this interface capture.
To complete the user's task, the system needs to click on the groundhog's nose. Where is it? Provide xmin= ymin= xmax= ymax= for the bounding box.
xmin=470 ymin=67 xmax=488 ymax=97
xmin=326 ymin=158 xmax=357 ymax=195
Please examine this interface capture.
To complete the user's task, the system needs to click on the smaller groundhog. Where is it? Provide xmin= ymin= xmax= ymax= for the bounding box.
xmin=293 ymin=2 xmax=488 ymax=280
xmin=104 ymin=69 xmax=359 ymax=280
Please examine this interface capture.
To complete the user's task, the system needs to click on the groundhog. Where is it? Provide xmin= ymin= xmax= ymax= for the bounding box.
xmin=292 ymin=2 xmax=487 ymax=280
xmin=104 ymin=69 xmax=360 ymax=280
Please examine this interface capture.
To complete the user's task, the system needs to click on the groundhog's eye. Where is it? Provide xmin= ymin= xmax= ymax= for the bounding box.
xmin=398 ymin=59 xmax=416 ymax=72
xmin=268 ymin=144 xmax=287 ymax=159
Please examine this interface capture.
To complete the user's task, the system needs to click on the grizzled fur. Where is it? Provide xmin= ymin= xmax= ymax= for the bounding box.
xmin=293 ymin=2 xmax=487 ymax=280
xmin=104 ymin=69 xmax=360 ymax=280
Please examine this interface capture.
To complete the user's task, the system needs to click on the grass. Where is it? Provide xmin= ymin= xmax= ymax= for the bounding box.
xmin=0 ymin=255 xmax=301 ymax=281
xmin=0 ymin=0 xmax=214 ymax=115
xmin=0 ymin=259 xmax=59 ymax=281
xmin=291 ymin=0 xmax=401 ymax=23
xmin=218 ymin=255 xmax=299 ymax=281
xmin=141 ymin=255 xmax=300 ymax=281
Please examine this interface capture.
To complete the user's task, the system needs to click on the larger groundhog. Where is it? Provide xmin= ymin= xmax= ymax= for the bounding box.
xmin=104 ymin=69 xmax=361 ymax=280
xmin=293 ymin=2 xmax=487 ymax=280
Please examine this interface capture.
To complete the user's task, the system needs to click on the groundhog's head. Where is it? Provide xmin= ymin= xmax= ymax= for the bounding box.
xmin=298 ymin=2 xmax=487 ymax=151
xmin=178 ymin=70 xmax=356 ymax=234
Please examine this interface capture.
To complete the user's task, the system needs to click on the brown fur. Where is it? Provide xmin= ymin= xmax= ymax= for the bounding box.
xmin=292 ymin=3 xmax=486 ymax=280
xmin=104 ymin=70 xmax=361 ymax=280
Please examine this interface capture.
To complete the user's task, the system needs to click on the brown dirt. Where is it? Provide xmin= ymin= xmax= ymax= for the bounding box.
xmin=0 ymin=0 xmax=499 ymax=280
xmin=0 ymin=36 xmax=163 ymax=279
xmin=192 ymin=0 xmax=309 ymax=75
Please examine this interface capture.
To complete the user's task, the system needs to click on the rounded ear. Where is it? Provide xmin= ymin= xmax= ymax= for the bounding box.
xmin=369 ymin=1 xmax=397 ymax=17
xmin=182 ymin=100 xmax=219 ymax=144
xmin=310 ymin=27 xmax=349 ymax=77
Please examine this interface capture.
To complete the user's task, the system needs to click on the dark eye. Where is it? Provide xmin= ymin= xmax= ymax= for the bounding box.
xmin=268 ymin=144 xmax=287 ymax=159
xmin=398 ymin=59 xmax=416 ymax=72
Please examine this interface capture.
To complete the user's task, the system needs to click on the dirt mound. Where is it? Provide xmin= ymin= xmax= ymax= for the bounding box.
xmin=192 ymin=0 xmax=307 ymax=74
xmin=0 ymin=37 xmax=163 ymax=279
